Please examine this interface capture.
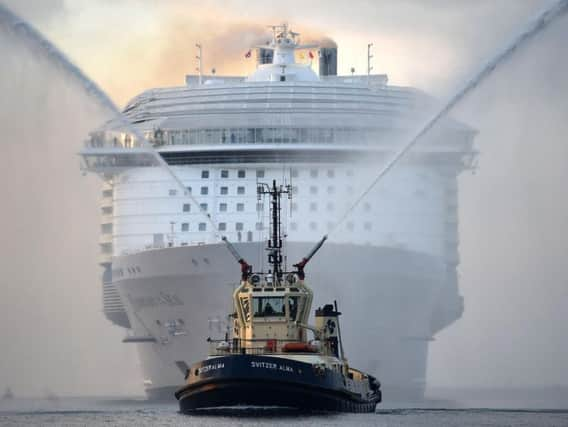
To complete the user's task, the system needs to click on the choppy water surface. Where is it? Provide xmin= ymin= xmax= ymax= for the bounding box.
xmin=0 ymin=399 xmax=567 ymax=427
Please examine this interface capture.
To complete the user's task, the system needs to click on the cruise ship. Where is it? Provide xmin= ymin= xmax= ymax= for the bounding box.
xmin=80 ymin=24 xmax=476 ymax=401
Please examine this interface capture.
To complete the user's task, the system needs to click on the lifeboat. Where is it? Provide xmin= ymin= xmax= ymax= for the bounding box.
xmin=282 ymin=342 xmax=318 ymax=353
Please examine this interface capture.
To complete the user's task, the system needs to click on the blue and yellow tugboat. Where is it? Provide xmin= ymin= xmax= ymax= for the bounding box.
xmin=175 ymin=180 xmax=381 ymax=413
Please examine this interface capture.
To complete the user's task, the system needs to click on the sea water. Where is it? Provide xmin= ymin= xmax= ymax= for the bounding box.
xmin=0 ymin=398 xmax=567 ymax=427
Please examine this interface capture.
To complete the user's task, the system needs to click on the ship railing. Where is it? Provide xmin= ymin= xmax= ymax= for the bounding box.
xmin=207 ymin=338 xmax=320 ymax=356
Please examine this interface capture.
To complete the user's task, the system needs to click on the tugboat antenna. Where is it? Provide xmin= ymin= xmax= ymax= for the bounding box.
xmin=257 ymin=180 xmax=290 ymax=281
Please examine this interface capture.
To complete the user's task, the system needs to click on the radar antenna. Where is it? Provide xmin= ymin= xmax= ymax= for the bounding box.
xmin=257 ymin=180 xmax=291 ymax=282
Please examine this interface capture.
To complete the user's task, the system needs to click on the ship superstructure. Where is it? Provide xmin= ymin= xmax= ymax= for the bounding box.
xmin=80 ymin=24 xmax=476 ymax=400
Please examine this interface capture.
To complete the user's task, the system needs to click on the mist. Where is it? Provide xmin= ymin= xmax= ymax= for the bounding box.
xmin=0 ymin=0 xmax=566 ymax=400
xmin=0 ymin=22 xmax=141 ymax=396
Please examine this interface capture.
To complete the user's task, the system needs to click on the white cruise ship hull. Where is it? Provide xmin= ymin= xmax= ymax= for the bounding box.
xmin=113 ymin=240 xmax=457 ymax=402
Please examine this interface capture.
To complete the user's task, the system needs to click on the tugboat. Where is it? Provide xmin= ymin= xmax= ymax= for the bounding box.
xmin=175 ymin=181 xmax=382 ymax=412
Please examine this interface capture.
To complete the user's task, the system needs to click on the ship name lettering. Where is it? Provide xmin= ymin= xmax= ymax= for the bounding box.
xmin=198 ymin=363 xmax=224 ymax=374
xmin=251 ymin=361 xmax=277 ymax=369
xmin=250 ymin=361 xmax=293 ymax=373
xmin=127 ymin=292 xmax=184 ymax=309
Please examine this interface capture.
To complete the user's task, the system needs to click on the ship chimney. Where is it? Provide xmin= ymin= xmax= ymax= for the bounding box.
xmin=319 ymin=47 xmax=337 ymax=76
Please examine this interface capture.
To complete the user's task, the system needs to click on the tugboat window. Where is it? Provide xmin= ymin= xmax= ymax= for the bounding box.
xmin=253 ymin=297 xmax=285 ymax=317
xmin=287 ymin=296 xmax=299 ymax=320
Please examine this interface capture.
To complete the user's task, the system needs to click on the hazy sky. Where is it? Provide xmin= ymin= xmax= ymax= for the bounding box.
xmin=1 ymin=0 xmax=567 ymax=396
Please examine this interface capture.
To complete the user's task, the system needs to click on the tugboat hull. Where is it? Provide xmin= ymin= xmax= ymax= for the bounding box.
xmin=175 ymin=355 xmax=380 ymax=413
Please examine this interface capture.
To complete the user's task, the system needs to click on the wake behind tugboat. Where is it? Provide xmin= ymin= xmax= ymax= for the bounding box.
xmin=175 ymin=181 xmax=381 ymax=413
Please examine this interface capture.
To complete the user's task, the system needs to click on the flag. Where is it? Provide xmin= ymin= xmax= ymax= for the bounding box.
xmin=308 ymin=51 xmax=314 ymax=59
xmin=245 ymin=50 xmax=252 ymax=58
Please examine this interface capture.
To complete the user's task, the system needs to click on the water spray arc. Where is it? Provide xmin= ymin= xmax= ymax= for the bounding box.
xmin=329 ymin=0 xmax=568 ymax=236
xmin=0 ymin=4 xmax=219 ymax=233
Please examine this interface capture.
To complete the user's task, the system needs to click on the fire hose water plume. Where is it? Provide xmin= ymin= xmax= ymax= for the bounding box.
xmin=329 ymin=0 xmax=568 ymax=236
xmin=2 ymin=0 xmax=567 ymax=244
xmin=0 ymin=3 xmax=218 ymax=231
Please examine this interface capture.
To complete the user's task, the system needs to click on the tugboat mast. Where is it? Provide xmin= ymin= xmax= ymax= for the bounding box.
xmin=257 ymin=179 xmax=291 ymax=282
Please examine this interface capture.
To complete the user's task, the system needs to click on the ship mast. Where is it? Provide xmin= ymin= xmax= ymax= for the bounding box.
xmin=257 ymin=180 xmax=291 ymax=282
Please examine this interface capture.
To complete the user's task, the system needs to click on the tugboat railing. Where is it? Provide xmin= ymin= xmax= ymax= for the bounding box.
xmin=207 ymin=338 xmax=320 ymax=356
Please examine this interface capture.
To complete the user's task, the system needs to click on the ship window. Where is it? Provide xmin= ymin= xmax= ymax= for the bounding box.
xmin=280 ymin=75 xmax=286 ymax=82
xmin=220 ymin=186 xmax=228 ymax=195
xmin=181 ymin=223 xmax=189 ymax=232
xmin=219 ymin=203 xmax=227 ymax=212
xmin=220 ymin=170 xmax=229 ymax=178
xmin=218 ymin=222 xmax=227 ymax=231
xmin=200 ymin=186 xmax=208 ymax=195
xmin=290 ymin=222 xmax=298 ymax=231
xmin=169 ymin=189 xmax=177 ymax=196
xmin=186 ymin=186 xmax=192 ymax=194
xmin=255 ymin=222 xmax=263 ymax=230
xmin=199 ymin=223 xmax=207 ymax=231
xmin=310 ymin=202 xmax=317 ymax=212
xmin=253 ymin=297 xmax=285 ymax=317
xmin=237 ymin=186 xmax=245 ymax=195
xmin=364 ymin=222 xmax=372 ymax=231
xmin=327 ymin=169 xmax=335 ymax=178
xmin=199 ymin=203 xmax=208 ymax=212
xmin=102 ymin=189 xmax=113 ymax=198
xmin=201 ymin=170 xmax=209 ymax=179
xmin=101 ymin=206 xmax=113 ymax=215
xmin=183 ymin=203 xmax=190 ymax=212
xmin=309 ymin=186 xmax=318 ymax=195
xmin=290 ymin=169 xmax=299 ymax=178
xmin=235 ymin=222 xmax=244 ymax=231
xmin=236 ymin=203 xmax=245 ymax=212
xmin=310 ymin=169 xmax=318 ymax=178
xmin=238 ymin=170 xmax=246 ymax=178
xmin=101 ymin=223 xmax=112 ymax=234
xmin=256 ymin=169 xmax=265 ymax=178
